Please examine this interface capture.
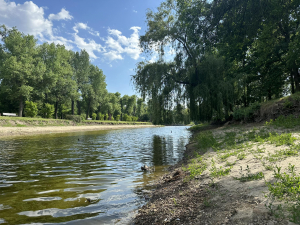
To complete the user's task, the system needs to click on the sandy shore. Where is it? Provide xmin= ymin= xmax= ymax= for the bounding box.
xmin=0 ymin=124 xmax=156 ymax=138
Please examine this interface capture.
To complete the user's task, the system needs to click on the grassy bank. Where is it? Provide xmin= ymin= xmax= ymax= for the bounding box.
xmin=0 ymin=116 xmax=152 ymax=127
xmin=135 ymin=116 xmax=300 ymax=224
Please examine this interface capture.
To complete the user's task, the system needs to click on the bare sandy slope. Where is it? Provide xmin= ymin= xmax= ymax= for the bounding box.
xmin=0 ymin=124 xmax=156 ymax=138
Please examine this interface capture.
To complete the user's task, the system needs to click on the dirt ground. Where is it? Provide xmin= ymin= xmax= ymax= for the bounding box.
xmin=134 ymin=124 xmax=299 ymax=225
xmin=0 ymin=124 xmax=156 ymax=138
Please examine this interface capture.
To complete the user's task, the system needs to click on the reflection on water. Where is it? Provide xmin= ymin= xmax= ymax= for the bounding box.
xmin=0 ymin=126 xmax=190 ymax=224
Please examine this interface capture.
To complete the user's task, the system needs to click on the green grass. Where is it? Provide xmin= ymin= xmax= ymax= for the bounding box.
xmin=210 ymin=159 xmax=232 ymax=178
xmin=0 ymin=116 xmax=152 ymax=127
xmin=265 ymin=164 xmax=300 ymax=223
xmin=188 ymin=123 xmax=210 ymax=132
xmin=182 ymin=154 xmax=207 ymax=179
xmin=194 ymin=131 xmax=219 ymax=151
xmin=266 ymin=115 xmax=300 ymax=129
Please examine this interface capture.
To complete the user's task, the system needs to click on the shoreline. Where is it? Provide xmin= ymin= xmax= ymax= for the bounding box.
xmin=134 ymin=123 xmax=300 ymax=225
xmin=0 ymin=124 xmax=156 ymax=138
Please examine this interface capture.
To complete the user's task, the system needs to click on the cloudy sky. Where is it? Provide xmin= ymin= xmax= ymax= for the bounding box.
xmin=0 ymin=0 xmax=164 ymax=96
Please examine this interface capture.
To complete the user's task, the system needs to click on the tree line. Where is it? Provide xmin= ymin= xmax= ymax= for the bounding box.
xmin=0 ymin=25 xmax=149 ymax=122
xmin=132 ymin=0 xmax=300 ymax=123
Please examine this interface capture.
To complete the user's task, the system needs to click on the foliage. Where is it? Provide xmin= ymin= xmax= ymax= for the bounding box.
xmin=24 ymin=101 xmax=38 ymax=118
xmin=266 ymin=115 xmax=300 ymax=129
xmin=115 ymin=115 xmax=120 ymax=121
xmin=66 ymin=115 xmax=82 ymax=123
xmin=194 ymin=131 xmax=219 ymax=151
xmin=98 ymin=113 xmax=105 ymax=120
xmin=265 ymin=165 xmax=300 ymax=223
xmin=40 ymin=103 xmax=55 ymax=118
xmin=92 ymin=113 xmax=97 ymax=120
xmin=233 ymin=102 xmax=261 ymax=121
xmin=183 ymin=154 xmax=207 ymax=179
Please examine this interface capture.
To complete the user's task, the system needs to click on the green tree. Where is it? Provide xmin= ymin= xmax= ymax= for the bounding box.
xmin=0 ymin=25 xmax=45 ymax=116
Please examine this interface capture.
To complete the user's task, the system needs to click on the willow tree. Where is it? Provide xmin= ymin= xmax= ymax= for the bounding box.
xmin=133 ymin=0 xmax=235 ymax=122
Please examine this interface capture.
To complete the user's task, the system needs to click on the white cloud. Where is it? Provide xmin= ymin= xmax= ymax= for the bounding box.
xmin=73 ymin=34 xmax=104 ymax=59
xmin=0 ymin=0 xmax=53 ymax=38
xmin=73 ymin=22 xmax=88 ymax=33
xmin=48 ymin=8 xmax=73 ymax=21
xmin=0 ymin=0 xmax=140 ymax=62
xmin=105 ymin=26 xmax=141 ymax=61
xmin=133 ymin=10 xmax=137 ymax=13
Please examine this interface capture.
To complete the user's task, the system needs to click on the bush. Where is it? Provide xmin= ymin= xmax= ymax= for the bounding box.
xmin=66 ymin=115 xmax=82 ymax=123
xmin=40 ymin=103 xmax=54 ymax=118
xmin=233 ymin=102 xmax=261 ymax=121
xmin=104 ymin=114 xmax=109 ymax=120
xmin=115 ymin=115 xmax=120 ymax=121
xmin=92 ymin=113 xmax=97 ymax=120
xmin=25 ymin=101 xmax=38 ymax=117
xmin=97 ymin=113 xmax=104 ymax=120
xmin=80 ymin=113 xmax=86 ymax=121
xmin=132 ymin=116 xmax=138 ymax=121
xmin=110 ymin=116 xmax=114 ymax=121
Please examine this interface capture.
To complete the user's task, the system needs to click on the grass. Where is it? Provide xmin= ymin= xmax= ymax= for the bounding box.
xmin=234 ymin=165 xmax=264 ymax=182
xmin=182 ymin=154 xmax=207 ymax=179
xmin=187 ymin=123 xmax=209 ymax=132
xmin=0 ymin=116 xmax=152 ymax=127
xmin=209 ymin=159 xmax=232 ymax=178
xmin=265 ymin=164 xmax=300 ymax=223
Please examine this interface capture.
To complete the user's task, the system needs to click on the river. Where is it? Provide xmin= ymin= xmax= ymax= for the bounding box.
xmin=0 ymin=126 xmax=190 ymax=224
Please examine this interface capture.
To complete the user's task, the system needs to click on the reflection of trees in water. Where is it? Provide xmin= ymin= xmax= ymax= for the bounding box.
xmin=152 ymin=135 xmax=166 ymax=166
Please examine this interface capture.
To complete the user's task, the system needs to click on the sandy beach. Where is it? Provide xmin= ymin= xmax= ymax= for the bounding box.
xmin=0 ymin=124 xmax=156 ymax=138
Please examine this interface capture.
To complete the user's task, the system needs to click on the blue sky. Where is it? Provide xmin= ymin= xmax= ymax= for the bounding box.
xmin=0 ymin=0 xmax=165 ymax=96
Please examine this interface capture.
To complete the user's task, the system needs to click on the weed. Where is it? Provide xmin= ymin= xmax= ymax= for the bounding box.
xmin=237 ymin=152 xmax=246 ymax=160
xmin=265 ymin=164 xmax=300 ymax=223
xmin=268 ymin=133 xmax=296 ymax=146
xmin=173 ymin=198 xmax=177 ymax=206
xmin=210 ymin=159 xmax=232 ymax=178
xmin=183 ymin=155 xmax=207 ymax=179
xmin=235 ymin=165 xmax=264 ymax=182
xmin=225 ymin=161 xmax=236 ymax=167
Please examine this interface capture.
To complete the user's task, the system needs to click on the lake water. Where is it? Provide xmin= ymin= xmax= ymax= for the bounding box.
xmin=0 ymin=126 xmax=190 ymax=224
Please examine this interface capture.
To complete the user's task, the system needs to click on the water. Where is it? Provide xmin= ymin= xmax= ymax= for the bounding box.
xmin=0 ymin=126 xmax=190 ymax=224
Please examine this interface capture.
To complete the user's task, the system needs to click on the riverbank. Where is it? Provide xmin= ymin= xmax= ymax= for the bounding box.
xmin=0 ymin=124 xmax=156 ymax=138
xmin=134 ymin=121 xmax=300 ymax=225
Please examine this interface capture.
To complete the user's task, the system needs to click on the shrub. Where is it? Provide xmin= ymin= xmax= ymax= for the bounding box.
xmin=123 ymin=113 xmax=129 ymax=121
xmin=110 ymin=116 xmax=114 ymax=121
xmin=104 ymin=114 xmax=109 ymax=120
xmin=25 ymin=101 xmax=38 ymax=117
xmin=80 ymin=113 xmax=86 ymax=121
xmin=233 ymin=102 xmax=260 ymax=121
xmin=66 ymin=115 xmax=82 ymax=123
xmin=98 ymin=113 xmax=105 ymax=120
xmin=40 ymin=103 xmax=54 ymax=118
xmin=92 ymin=113 xmax=97 ymax=120
xmin=115 ymin=115 xmax=120 ymax=121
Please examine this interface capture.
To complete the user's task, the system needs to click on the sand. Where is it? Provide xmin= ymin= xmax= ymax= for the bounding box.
xmin=0 ymin=124 xmax=156 ymax=138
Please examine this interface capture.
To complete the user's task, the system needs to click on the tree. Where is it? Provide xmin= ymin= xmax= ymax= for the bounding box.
xmin=0 ymin=25 xmax=45 ymax=116
xmin=82 ymin=65 xmax=106 ymax=119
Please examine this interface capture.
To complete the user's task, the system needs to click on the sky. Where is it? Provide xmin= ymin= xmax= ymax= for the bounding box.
xmin=0 ymin=0 xmax=165 ymax=96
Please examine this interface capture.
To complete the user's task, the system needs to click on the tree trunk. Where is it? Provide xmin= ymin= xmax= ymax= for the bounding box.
xmin=293 ymin=66 xmax=300 ymax=92
xmin=55 ymin=101 xmax=58 ymax=119
xmin=18 ymin=97 xmax=24 ymax=117
xmin=86 ymin=101 xmax=90 ymax=119
xmin=290 ymin=70 xmax=295 ymax=94
xmin=77 ymin=100 xmax=81 ymax=115
xmin=71 ymin=100 xmax=75 ymax=115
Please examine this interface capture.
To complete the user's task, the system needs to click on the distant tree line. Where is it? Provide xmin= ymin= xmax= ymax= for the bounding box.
xmin=132 ymin=0 xmax=300 ymax=123
xmin=0 ymin=25 xmax=151 ymax=122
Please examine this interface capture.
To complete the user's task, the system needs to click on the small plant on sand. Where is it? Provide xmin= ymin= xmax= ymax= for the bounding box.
xmin=235 ymin=165 xmax=264 ymax=182
xmin=268 ymin=133 xmax=296 ymax=146
xmin=209 ymin=159 xmax=232 ymax=178
xmin=237 ymin=152 xmax=246 ymax=160
xmin=265 ymin=164 xmax=300 ymax=223
xmin=183 ymin=155 xmax=207 ymax=179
